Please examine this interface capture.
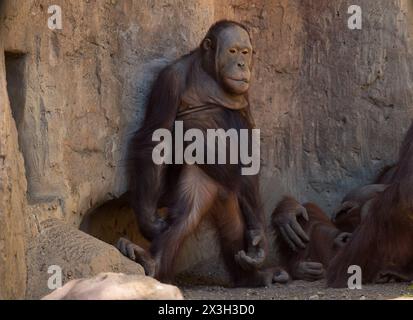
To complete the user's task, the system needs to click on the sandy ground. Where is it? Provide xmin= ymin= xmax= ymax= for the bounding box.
xmin=182 ymin=280 xmax=413 ymax=300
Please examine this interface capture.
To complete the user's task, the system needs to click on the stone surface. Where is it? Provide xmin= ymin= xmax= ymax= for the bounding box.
xmin=42 ymin=272 xmax=183 ymax=300
xmin=0 ymin=33 xmax=28 ymax=300
xmin=1 ymin=0 xmax=413 ymax=298
xmin=26 ymin=219 xmax=144 ymax=299
xmin=1 ymin=0 xmax=216 ymax=227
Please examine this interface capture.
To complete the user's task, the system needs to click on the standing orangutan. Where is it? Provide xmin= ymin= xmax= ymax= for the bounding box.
xmin=272 ymin=123 xmax=413 ymax=287
xmin=116 ymin=20 xmax=281 ymax=287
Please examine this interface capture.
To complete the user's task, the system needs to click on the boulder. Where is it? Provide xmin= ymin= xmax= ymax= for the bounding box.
xmin=42 ymin=272 xmax=183 ymax=300
xmin=27 ymin=219 xmax=144 ymax=299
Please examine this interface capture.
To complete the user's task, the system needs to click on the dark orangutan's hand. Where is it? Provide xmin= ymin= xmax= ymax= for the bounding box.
xmin=294 ymin=261 xmax=325 ymax=281
xmin=116 ymin=238 xmax=156 ymax=277
xmin=140 ymin=216 xmax=168 ymax=241
xmin=235 ymin=229 xmax=266 ymax=271
xmin=152 ymin=217 xmax=169 ymax=236
xmin=273 ymin=200 xmax=310 ymax=251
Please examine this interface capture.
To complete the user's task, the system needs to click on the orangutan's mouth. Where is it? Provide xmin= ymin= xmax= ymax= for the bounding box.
xmin=227 ymin=77 xmax=249 ymax=84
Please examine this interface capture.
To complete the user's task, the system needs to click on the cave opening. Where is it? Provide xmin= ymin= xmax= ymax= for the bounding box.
xmin=5 ymin=51 xmax=27 ymax=131
xmin=5 ymin=51 xmax=54 ymax=203
xmin=79 ymin=196 xmax=226 ymax=285
xmin=79 ymin=195 xmax=150 ymax=250
xmin=4 ymin=51 xmax=40 ymax=202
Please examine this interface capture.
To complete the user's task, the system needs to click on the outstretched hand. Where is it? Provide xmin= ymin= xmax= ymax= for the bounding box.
xmin=235 ymin=229 xmax=266 ymax=271
xmin=273 ymin=199 xmax=310 ymax=251
xmin=294 ymin=261 xmax=325 ymax=281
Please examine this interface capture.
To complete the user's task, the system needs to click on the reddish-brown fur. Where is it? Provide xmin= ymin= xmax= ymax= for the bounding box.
xmin=333 ymin=208 xmax=361 ymax=233
xmin=124 ymin=21 xmax=269 ymax=286
xmin=272 ymin=197 xmax=346 ymax=280
xmin=327 ymin=123 xmax=413 ymax=287
xmin=273 ymin=127 xmax=413 ymax=286
xmin=333 ymin=184 xmax=388 ymax=233
xmin=333 ymin=166 xmax=396 ymax=233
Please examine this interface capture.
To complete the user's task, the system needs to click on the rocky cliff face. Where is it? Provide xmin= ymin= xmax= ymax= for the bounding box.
xmin=1 ymin=0 xmax=413 ymax=298
xmin=0 ymin=37 xmax=28 ymax=300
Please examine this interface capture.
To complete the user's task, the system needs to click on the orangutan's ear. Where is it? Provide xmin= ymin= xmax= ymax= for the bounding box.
xmin=202 ymin=38 xmax=212 ymax=51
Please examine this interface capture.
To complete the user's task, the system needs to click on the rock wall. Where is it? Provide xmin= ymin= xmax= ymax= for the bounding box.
xmin=1 ymin=0 xmax=413 ymax=297
xmin=0 ymin=33 xmax=28 ymax=300
xmin=1 ymin=0 xmax=216 ymax=227
xmin=215 ymin=0 xmax=413 ymax=214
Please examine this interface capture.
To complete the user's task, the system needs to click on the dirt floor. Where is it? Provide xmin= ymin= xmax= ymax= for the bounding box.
xmin=182 ymin=280 xmax=413 ymax=300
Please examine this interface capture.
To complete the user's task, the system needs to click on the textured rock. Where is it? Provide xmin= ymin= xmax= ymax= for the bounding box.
xmin=27 ymin=219 xmax=144 ymax=299
xmin=42 ymin=272 xmax=183 ymax=300
xmin=0 ymin=36 xmax=28 ymax=300
xmin=217 ymin=0 xmax=413 ymax=214
xmin=1 ymin=0 xmax=216 ymax=227
xmin=1 ymin=0 xmax=413 ymax=297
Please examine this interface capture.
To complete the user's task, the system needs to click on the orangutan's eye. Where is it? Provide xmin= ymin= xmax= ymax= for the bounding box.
xmin=229 ymin=48 xmax=237 ymax=54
